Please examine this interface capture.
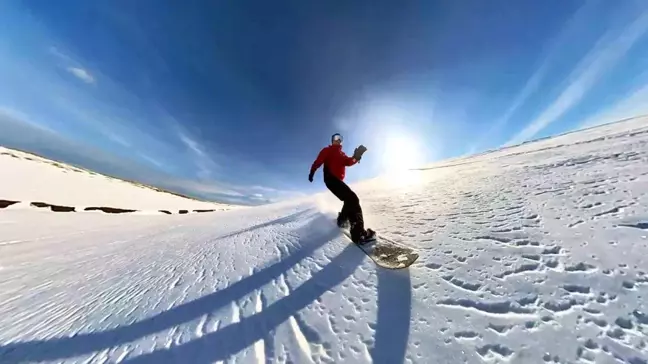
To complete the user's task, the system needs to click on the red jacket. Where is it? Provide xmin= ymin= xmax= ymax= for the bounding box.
xmin=310 ymin=144 xmax=357 ymax=180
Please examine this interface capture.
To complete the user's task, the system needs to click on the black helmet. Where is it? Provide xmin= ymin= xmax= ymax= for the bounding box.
xmin=331 ymin=133 xmax=343 ymax=143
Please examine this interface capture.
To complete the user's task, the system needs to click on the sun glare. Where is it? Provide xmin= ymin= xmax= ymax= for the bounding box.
xmin=379 ymin=132 xmax=426 ymax=187
xmin=381 ymin=133 xmax=424 ymax=172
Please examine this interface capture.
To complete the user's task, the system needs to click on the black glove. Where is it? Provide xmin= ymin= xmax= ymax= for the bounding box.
xmin=353 ymin=145 xmax=367 ymax=161
xmin=308 ymin=171 xmax=314 ymax=182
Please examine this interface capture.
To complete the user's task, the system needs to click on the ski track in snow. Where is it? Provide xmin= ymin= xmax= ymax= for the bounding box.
xmin=1 ymin=117 xmax=648 ymax=363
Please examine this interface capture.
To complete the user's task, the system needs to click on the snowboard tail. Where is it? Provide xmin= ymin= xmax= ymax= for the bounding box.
xmin=340 ymin=228 xmax=419 ymax=269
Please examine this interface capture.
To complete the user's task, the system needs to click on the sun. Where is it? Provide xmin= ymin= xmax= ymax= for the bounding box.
xmin=380 ymin=133 xmax=425 ymax=172
xmin=378 ymin=132 xmax=427 ymax=187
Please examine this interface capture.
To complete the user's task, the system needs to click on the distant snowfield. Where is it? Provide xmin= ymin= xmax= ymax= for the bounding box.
xmin=1 ymin=117 xmax=648 ymax=364
xmin=0 ymin=146 xmax=236 ymax=213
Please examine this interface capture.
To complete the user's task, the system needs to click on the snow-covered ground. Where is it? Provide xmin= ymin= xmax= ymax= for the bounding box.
xmin=0 ymin=146 xmax=236 ymax=213
xmin=1 ymin=116 xmax=648 ymax=364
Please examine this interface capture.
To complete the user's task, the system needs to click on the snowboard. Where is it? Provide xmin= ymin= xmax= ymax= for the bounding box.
xmin=340 ymin=227 xmax=419 ymax=269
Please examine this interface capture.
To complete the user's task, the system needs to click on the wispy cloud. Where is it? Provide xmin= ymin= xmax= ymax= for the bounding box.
xmin=469 ymin=2 xmax=599 ymax=153
xmin=249 ymin=185 xmax=306 ymax=199
xmin=580 ymin=80 xmax=648 ymax=128
xmin=67 ymin=67 xmax=95 ymax=84
xmin=506 ymin=9 xmax=648 ymax=146
xmin=49 ymin=46 xmax=76 ymax=64
xmin=50 ymin=45 xmax=96 ymax=84
xmin=162 ymin=178 xmax=304 ymax=205
xmin=101 ymin=128 xmax=130 ymax=147
xmin=0 ymin=106 xmax=57 ymax=134
xmin=249 ymin=185 xmax=281 ymax=193
xmin=138 ymin=153 xmax=164 ymax=168
xmin=179 ymin=132 xmax=206 ymax=157
xmin=0 ymin=111 xmax=261 ymax=205
xmin=177 ymin=131 xmax=220 ymax=179
xmin=0 ymin=6 xmax=293 ymax=206
xmin=164 ymin=179 xmax=246 ymax=198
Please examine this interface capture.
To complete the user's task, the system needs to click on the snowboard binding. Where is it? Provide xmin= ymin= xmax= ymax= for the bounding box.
xmin=356 ymin=228 xmax=376 ymax=245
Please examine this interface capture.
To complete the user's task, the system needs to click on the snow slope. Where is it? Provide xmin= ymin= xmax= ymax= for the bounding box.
xmin=1 ymin=117 xmax=648 ymax=364
xmin=0 ymin=146 xmax=236 ymax=212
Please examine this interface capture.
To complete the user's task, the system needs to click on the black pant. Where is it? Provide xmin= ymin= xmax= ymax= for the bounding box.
xmin=323 ymin=167 xmax=365 ymax=239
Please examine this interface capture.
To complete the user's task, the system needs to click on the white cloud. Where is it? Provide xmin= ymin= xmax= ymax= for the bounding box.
xmin=506 ymin=10 xmax=648 ymax=146
xmin=67 ymin=67 xmax=95 ymax=84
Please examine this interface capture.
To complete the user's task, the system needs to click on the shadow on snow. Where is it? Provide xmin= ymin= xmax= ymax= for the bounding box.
xmin=0 ymin=211 xmax=413 ymax=364
xmin=373 ymin=268 xmax=412 ymax=364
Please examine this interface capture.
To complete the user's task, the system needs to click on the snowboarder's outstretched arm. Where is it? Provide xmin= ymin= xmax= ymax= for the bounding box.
xmin=309 ymin=147 xmax=329 ymax=182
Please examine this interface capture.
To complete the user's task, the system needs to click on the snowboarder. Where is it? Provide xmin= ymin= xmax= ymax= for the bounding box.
xmin=308 ymin=133 xmax=375 ymax=244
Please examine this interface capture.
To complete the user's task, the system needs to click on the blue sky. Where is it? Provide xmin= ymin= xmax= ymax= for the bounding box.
xmin=1 ymin=0 xmax=648 ymax=205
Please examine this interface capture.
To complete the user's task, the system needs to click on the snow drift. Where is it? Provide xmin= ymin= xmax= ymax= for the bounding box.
xmin=1 ymin=116 xmax=647 ymax=364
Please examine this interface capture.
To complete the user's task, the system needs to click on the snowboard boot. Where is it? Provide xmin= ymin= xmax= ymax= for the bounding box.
xmin=351 ymin=226 xmax=376 ymax=245
xmin=337 ymin=212 xmax=349 ymax=229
